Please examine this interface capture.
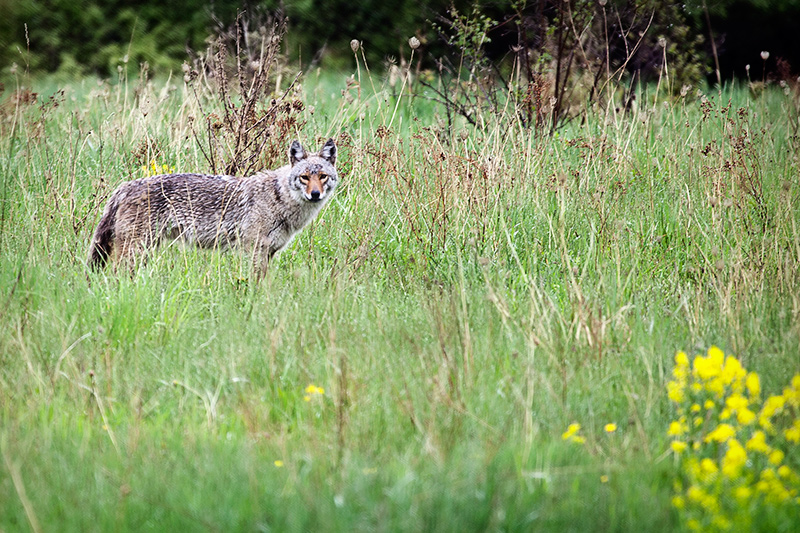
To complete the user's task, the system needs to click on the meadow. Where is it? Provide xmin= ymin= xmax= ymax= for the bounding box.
xmin=0 ymin=55 xmax=799 ymax=531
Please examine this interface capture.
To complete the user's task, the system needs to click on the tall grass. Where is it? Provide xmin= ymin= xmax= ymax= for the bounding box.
xmin=0 ymin=60 xmax=798 ymax=531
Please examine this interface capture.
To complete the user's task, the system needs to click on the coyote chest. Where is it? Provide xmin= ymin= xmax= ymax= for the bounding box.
xmin=88 ymin=139 xmax=339 ymax=280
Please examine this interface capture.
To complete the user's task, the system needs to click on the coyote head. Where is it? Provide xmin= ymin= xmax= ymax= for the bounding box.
xmin=288 ymin=139 xmax=338 ymax=203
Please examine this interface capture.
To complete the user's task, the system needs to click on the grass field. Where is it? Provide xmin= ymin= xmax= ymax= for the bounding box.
xmin=1 ymin=62 xmax=799 ymax=531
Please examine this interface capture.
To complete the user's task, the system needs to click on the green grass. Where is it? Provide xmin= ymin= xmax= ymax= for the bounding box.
xmin=0 ymin=65 xmax=798 ymax=532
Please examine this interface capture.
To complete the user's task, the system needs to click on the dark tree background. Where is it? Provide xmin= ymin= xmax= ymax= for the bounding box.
xmin=0 ymin=0 xmax=797 ymax=83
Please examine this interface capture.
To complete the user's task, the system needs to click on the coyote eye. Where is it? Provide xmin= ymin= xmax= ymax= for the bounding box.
xmin=299 ymin=175 xmax=309 ymax=184
xmin=319 ymin=174 xmax=328 ymax=183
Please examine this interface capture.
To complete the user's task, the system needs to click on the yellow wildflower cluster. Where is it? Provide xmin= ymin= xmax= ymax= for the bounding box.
xmin=304 ymin=384 xmax=325 ymax=402
xmin=561 ymin=423 xmax=585 ymax=444
xmin=668 ymin=347 xmax=800 ymax=531
xmin=141 ymin=161 xmax=176 ymax=177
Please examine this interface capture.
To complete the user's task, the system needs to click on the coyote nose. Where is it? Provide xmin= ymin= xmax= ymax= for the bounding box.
xmin=310 ymin=190 xmax=321 ymax=201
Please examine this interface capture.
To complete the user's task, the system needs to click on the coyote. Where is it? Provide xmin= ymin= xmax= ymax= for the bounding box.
xmin=87 ymin=138 xmax=339 ymax=279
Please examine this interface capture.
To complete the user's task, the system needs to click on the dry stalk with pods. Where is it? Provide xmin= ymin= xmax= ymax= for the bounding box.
xmin=185 ymin=12 xmax=305 ymax=177
xmin=421 ymin=1 xmax=704 ymax=138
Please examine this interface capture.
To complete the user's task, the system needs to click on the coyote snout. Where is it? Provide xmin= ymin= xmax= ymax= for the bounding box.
xmin=87 ymin=138 xmax=339 ymax=280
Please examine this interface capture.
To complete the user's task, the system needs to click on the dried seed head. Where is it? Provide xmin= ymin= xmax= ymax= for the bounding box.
xmin=760 ymin=51 xmax=769 ymax=61
xmin=658 ymin=37 xmax=667 ymax=49
xmin=409 ymin=36 xmax=420 ymax=50
xmin=599 ymin=0 xmax=607 ymax=6
xmin=350 ymin=39 xmax=360 ymax=53
xmin=745 ymin=64 xmax=750 ymax=72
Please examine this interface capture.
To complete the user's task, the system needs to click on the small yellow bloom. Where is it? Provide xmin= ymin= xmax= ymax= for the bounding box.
xmin=726 ymin=393 xmax=748 ymax=411
xmin=761 ymin=395 xmax=785 ymax=418
xmin=562 ymin=423 xmax=581 ymax=440
xmin=734 ymin=485 xmax=752 ymax=502
xmin=704 ymin=399 xmax=715 ymax=409
xmin=671 ymin=495 xmax=685 ymax=509
xmin=668 ymin=421 xmax=685 ymax=437
xmin=687 ymin=485 xmax=704 ymax=502
xmin=690 ymin=403 xmax=701 ymax=413
xmin=746 ymin=372 xmax=761 ymax=397
xmin=722 ymin=439 xmax=747 ymax=478
xmin=700 ymin=458 xmax=718 ymax=477
xmin=675 ymin=351 xmax=689 ymax=368
xmin=600 ymin=475 xmax=609 ymax=483
xmin=785 ymin=420 xmax=800 ymax=443
xmin=768 ymin=449 xmax=784 ymax=465
xmin=667 ymin=381 xmax=685 ymax=403
xmin=737 ymin=408 xmax=756 ymax=425
xmin=670 ymin=440 xmax=688 ymax=453
xmin=746 ymin=431 xmax=771 ymax=454
xmin=304 ymin=384 xmax=325 ymax=396
xmin=274 ymin=460 xmax=284 ymax=467
xmin=705 ymin=423 xmax=736 ymax=443
xmin=571 ymin=436 xmax=586 ymax=444
xmin=604 ymin=423 xmax=617 ymax=433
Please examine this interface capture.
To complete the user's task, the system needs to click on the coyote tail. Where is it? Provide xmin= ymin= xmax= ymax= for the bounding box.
xmin=87 ymin=194 xmax=119 ymax=270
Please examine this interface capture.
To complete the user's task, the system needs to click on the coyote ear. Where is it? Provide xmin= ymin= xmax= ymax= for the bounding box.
xmin=320 ymin=138 xmax=336 ymax=165
xmin=289 ymin=140 xmax=306 ymax=165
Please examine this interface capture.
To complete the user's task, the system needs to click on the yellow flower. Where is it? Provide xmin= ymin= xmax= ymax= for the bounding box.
xmin=721 ymin=355 xmax=746 ymax=387
xmin=746 ymin=431 xmax=771 ymax=454
xmin=785 ymin=420 xmax=800 ymax=443
xmin=604 ymin=423 xmax=617 ymax=433
xmin=722 ymin=439 xmax=747 ymax=478
xmin=667 ymin=381 xmax=685 ymax=403
xmin=686 ymin=485 xmax=705 ymax=502
xmin=694 ymin=354 xmax=720 ymax=380
xmin=671 ymin=440 xmax=688 ymax=454
xmin=700 ymin=458 xmax=718 ymax=476
xmin=746 ymin=372 xmax=761 ymax=397
xmin=562 ymin=423 xmax=581 ymax=440
xmin=675 ymin=351 xmax=690 ymax=368
xmin=668 ymin=421 xmax=686 ymax=437
xmin=768 ymin=449 xmax=784 ymax=465
xmin=571 ymin=436 xmax=586 ymax=444
xmin=600 ymin=475 xmax=609 ymax=483
xmin=671 ymin=495 xmax=685 ymax=509
xmin=777 ymin=465 xmax=792 ymax=479
xmin=783 ymin=375 xmax=800 ymax=407
xmin=703 ymin=399 xmax=715 ymax=409
xmin=726 ymin=393 xmax=748 ymax=411
xmin=707 ymin=346 xmax=724 ymax=366
xmin=734 ymin=485 xmax=752 ymax=502
xmin=760 ymin=395 xmax=785 ymax=418
xmin=305 ymin=384 xmax=325 ymax=395
xmin=737 ymin=408 xmax=756 ymax=425
xmin=274 ymin=460 xmax=284 ymax=467
xmin=705 ymin=377 xmax=725 ymax=398
xmin=705 ymin=423 xmax=736 ymax=443
xmin=690 ymin=403 xmax=701 ymax=413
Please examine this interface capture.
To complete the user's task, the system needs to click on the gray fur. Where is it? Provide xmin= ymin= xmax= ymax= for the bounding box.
xmin=87 ymin=139 xmax=339 ymax=279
